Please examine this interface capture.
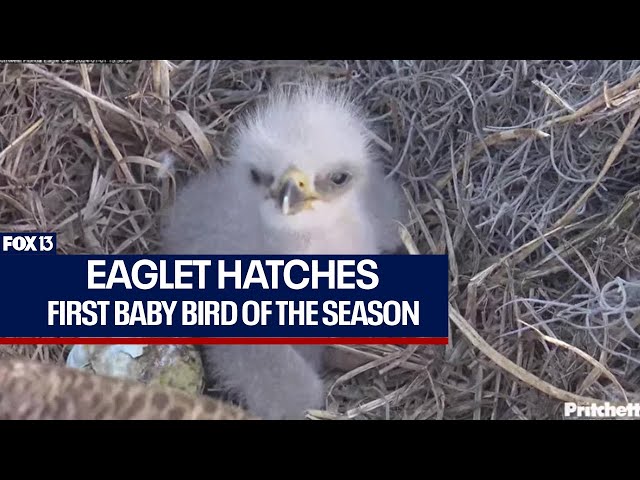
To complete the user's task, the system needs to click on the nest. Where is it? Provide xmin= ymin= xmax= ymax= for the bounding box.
xmin=1 ymin=60 xmax=639 ymax=419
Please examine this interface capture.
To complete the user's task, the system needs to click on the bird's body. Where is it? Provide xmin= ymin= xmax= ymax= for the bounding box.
xmin=0 ymin=357 xmax=254 ymax=420
xmin=160 ymin=81 xmax=408 ymax=419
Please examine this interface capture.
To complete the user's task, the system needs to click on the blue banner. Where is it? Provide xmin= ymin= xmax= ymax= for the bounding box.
xmin=0 ymin=233 xmax=449 ymax=344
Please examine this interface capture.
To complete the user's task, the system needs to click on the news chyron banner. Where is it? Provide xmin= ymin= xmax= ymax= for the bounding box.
xmin=0 ymin=233 xmax=449 ymax=345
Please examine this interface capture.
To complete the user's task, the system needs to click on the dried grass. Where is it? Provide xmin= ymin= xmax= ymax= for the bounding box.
xmin=1 ymin=60 xmax=639 ymax=419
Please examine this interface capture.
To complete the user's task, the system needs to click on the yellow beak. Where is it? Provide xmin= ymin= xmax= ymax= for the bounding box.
xmin=272 ymin=167 xmax=317 ymax=215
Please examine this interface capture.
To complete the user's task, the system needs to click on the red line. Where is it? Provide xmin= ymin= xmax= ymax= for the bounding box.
xmin=0 ymin=337 xmax=448 ymax=345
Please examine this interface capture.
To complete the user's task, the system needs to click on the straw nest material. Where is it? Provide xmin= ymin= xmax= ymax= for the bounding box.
xmin=1 ymin=60 xmax=639 ymax=420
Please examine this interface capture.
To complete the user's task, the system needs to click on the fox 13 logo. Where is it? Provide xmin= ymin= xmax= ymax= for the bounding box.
xmin=1 ymin=233 xmax=56 ymax=255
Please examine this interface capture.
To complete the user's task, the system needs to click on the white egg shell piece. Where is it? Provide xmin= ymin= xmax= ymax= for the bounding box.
xmin=66 ymin=344 xmax=205 ymax=395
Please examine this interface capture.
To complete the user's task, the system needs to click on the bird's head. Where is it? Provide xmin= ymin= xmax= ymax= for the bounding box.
xmin=228 ymin=82 xmax=376 ymax=233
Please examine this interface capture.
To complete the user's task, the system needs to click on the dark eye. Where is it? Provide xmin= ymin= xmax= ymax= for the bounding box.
xmin=330 ymin=172 xmax=351 ymax=186
xmin=250 ymin=168 xmax=261 ymax=184
xmin=250 ymin=168 xmax=274 ymax=187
